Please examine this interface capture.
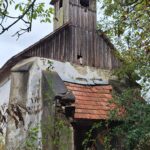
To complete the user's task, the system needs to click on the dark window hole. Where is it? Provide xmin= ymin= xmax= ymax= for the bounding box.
xmin=59 ymin=0 xmax=63 ymax=8
xmin=80 ymin=0 xmax=89 ymax=7
xmin=77 ymin=55 xmax=83 ymax=65
xmin=77 ymin=55 xmax=82 ymax=59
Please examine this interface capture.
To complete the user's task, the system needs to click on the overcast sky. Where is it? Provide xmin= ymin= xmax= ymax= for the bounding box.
xmin=0 ymin=19 xmax=53 ymax=68
xmin=0 ymin=0 xmax=53 ymax=68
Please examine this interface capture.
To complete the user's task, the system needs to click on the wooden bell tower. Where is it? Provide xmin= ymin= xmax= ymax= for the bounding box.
xmin=51 ymin=0 xmax=96 ymax=31
xmin=50 ymin=0 xmax=120 ymax=69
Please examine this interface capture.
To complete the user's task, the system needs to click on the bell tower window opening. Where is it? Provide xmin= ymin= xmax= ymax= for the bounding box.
xmin=77 ymin=55 xmax=83 ymax=65
xmin=80 ymin=0 xmax=89 ymax=7
xmin=59 ymin=0 xmax=63 ymax=8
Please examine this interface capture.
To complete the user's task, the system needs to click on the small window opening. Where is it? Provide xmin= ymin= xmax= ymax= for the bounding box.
xmin=77 ymin=55 xmax=83 ymax=65
xmin=59 ymin=0 xmax=63 ymax=8
xmin=80 ymin=0 xmax=89 ymax=7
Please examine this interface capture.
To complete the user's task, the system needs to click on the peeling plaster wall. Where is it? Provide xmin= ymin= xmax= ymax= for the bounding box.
xmin=25 ymin=61 xmax=43 ymax=148
xmin=8 ymin=57 xmax=115 ymax=85
xmin=6 ymin=59 xmax=43 ymax=150
xmin=0 ymin=78 xmax=11 ymax=105
xmin=4 ymin=57 xmax=116 ymax=150
xmin=0 ymin=78 xmax=11 ymax=144
xmin=35 ymin=57 xmax=116 ymax=85
xmin=6 ymin=71 xmax=29 ymax=149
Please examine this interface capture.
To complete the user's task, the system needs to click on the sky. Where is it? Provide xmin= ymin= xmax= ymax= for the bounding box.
xmin=0 ymin=19 xmax=53 ymax=68
xmin=0 ymin=0 xmax=53 ymax=68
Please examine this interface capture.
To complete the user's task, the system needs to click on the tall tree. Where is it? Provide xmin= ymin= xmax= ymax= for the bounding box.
xmin=98 ymin=0 xmax=150 ymax=98
xmin=91 ymin=1 xmax=150 ymax=149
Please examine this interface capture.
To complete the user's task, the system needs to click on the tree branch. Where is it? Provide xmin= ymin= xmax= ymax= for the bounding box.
xmin=0 ymin=0 xmax=37 ymax=35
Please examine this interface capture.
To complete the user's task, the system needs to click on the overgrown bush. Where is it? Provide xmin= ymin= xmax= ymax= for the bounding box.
xmin=84 ymin=88 xmax=150 ymax=150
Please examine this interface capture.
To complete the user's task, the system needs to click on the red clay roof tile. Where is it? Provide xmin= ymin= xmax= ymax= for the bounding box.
xmin=65 ymin=82 xmax=115 ymax=120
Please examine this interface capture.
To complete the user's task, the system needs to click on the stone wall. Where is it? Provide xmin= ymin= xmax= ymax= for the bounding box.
xmin=0 ymin=57 xmax=116 ymax=149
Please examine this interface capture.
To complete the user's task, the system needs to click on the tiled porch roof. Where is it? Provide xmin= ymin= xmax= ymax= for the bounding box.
xmin=65 ymin=82 xmax=115 ymax=120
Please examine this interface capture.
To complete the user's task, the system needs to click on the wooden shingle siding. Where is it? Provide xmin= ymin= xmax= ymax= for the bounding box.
xmin=69 ymin=2 xmax=96 ymax=32
xmin=26 ymin=25 xmax=120 ymax=69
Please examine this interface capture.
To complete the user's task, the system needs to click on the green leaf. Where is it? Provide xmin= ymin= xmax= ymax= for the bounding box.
xmin=15 ymin=4 xmax=19 ymax=10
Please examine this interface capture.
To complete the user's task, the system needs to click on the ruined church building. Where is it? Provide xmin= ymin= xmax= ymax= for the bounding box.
xmin=0 ymin=0 xmax=121 ymax=149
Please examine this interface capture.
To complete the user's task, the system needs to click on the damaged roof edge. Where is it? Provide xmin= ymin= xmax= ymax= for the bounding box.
xmin=42 ymin=70 xmax=75 ymax=103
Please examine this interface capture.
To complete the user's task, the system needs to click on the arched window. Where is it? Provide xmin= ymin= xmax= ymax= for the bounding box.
xmin=80 ymin=0 xmax=89 ymax=7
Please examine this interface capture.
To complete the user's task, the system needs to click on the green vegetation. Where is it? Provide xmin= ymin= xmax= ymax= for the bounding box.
xmin=42 ymin=116 xmax=72 ymax=150
xmin=42 ymin=64 xmax=72 ymax=150
xmin=0 ymin=0 xmax=149 ymax=149
xmin=110 ymin=89 xmax=150 ymax=150
xmin=82 ymin=1 xmax=150 ymax=149
xmin=23 ymin=126 xmax=40 ymax=150
xmin=83 ymin=88 xmax=150 ymax=150
xmin=98 ymin=0 xmax=150 ymax=95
